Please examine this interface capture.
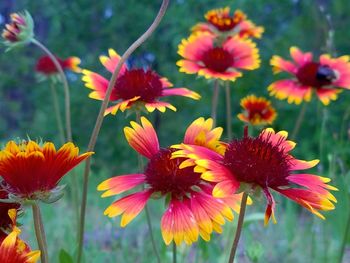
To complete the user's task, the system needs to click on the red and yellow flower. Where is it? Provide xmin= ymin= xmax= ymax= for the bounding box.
xmin=237 ymin=95 xmax=276 ymax=125
xmin=0 ymin=210 xmax=40 ymax=263
xmin=0 ymin=187 xmax=20 ymax=241
xmin=36 ymin=55 xmax=81 ymax=76
xmin=2 ymin=11 xmax=34 ymax=49
xmin=0 ymin=140 xmax=93 ymax=201
xmin=192 ymin=7 xmax=264 ymax=39
xmin=177 ymin=32 xmax=260 ymax=82
xmin=173 ymin=127 xmax=337 ymax=225
xmin=268 ymin=47 xmax=350 ymax=105
xmin=82 ymin=49 xmax=200 ymax=115
xmin=98 ymin=117 xmax=243 ymax=245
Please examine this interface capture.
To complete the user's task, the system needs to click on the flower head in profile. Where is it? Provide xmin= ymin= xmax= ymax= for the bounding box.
xmin=192 ymin=7 xmax=264 ymax=39
xmin=2 ymin=11 xmax=34 ymax=50
xmin=36 ymin=55 xmax=81 ymax=77
xmin=268 ymin=47 xmax=350 ymax=105
xmin=0 ymin=140 xmax=93 ymax=202
xmin=173 ymin=127 xmax=337 ymax=225
xmin=0 ymin=209 xmax=40 ymax=263
xmin=177 ymin=32 xmax=260 ymax=82
xmin=237 ymin=95 xmax=276 ymax=126
xmin=82 ymin=49 xmax=200 ymax=116
xmin=98 ymin=117 xmax=243 ymax=245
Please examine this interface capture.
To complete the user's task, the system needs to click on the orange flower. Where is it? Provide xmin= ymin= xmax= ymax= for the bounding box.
xmin=192 ymin=7 xmax=264 ymax=39
xmin=0 ymin=141 xmax=93 ymax=201
xmin=36 ymin=55 xmax=81 ymax=76
xmin=0 ymin=209 xmax=40 ymax=263
xmin=177 ymin=32 xmax=260 ymax=82
xmin=237 ymin=95 xmax=277 ymax=125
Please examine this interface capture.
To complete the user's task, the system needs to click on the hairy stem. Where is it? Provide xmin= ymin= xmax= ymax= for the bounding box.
xmin=31 ymin=38 xmax=72 ymax=141
xmin=228 ymin=192 xmax=248 ymax=263
xmin=211 ymin=80 xmax=220 ymax=126
xmin=76 ymin=1 xmax=170 ymax=262
xmin=32 ymin=202 xmax=49 ymax=263
xmin=291 ymin=102 xmax=307 ymax=140
xmin=225 ymin=82 xmax=232 ymax=140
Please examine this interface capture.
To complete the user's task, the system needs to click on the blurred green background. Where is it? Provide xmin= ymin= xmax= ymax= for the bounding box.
xmin=1 ymin=0 xmax=350 ymax=262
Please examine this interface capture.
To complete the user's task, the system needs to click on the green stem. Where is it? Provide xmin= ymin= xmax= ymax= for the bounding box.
xmin=173 ymin=242 xmax=177 ymax=263
xmin=211 ymin=80 xmax=220 ymax=126
xmin=31 ymin=38 xmax=72 ymax=142
xmin=228 ymin=192 xmax=248 ymax=263
xmin=339 ymin=198 xmax=350 ymax=263
xmin=291 ymin=103 xmax=307 ymax=140
xmin=32 ymin=202 xmax=49 ymax=263
xmin=225 ymin=81 xmax=232 ymax=140
xmin=50 ymin=82 xmax=65 ymax=144
xmin=76 ymin=1 xmax=169 ymax=262
xmin=135 ymin=112 xmax=161 ymax=263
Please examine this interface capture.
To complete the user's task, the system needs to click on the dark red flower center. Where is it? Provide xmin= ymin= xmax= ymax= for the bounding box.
xmin=296 ymin=62 xmax=337 ymax=88
xmin=246 ymin=103 xmax=273 ymax=121
xmin=145 ymin=148 xmax=202 ymax=198
xmin=223 ymin=132 xmax=291 ymax=188
xmin=207 ymin=14 xmax=242 ymax=32
xmin=201 ymin=47 xmax=234 ymax=73
xmin=115 ymin=69 xmax=163 ymax=102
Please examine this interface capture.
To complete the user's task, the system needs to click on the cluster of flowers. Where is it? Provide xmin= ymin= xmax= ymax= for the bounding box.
xmin=0 ymin=4 xmax=348 ymax=262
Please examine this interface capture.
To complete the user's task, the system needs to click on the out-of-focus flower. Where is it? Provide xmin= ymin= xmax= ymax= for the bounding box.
xmin=0 ymin=140 xmax=93 ymax=202
xmin=2 ymin=11 xmax=34 ymax=50
xmin=173 ymin=128 xmax=337 ymax=225
xmin=192 ymin=7 xmax=264 ymax=39
xmin=0 ymin=209 xmax=40 ymax=263
xmin=82 ymin=49 xmax=200 ymax=115
xmin=36 ymin=55 xmax=81 ymax=76
xmin=268 ymin=47 xmax=350 ymax=105
xmin=237 ymin=95 xmax=276 ymax=126
xmin=0 ymin=187 xmax=20 ymax=241
xmin=177 ymin=32 xmax=260 ymax=82
xmin=98 ymin=117 xmax=243 ymax=245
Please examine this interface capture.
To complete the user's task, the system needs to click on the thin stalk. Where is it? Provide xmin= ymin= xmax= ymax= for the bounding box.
xmin=76 ymin=1 xmax=170 ymax=262
xmin=225 ymin=81 xmax=232 ymax=140
xmin=50 ymin=82 xmax=65 ymax=144
xmin=291 ymin=103 xmax=307 ymax=140
xmin=228 ymin=192 xmax=248 ymax=263
xmin=32 ymin=202 xmax=49 ymax=263
xmin=31 ymin=38 xmax=72 ymax=141
xmin=135 ymin=112 xmax=161 ymax=263
xmin=173 ymin=242 xmax=177 ymax=263
xmin=339 ymin=201 xmax=350 ymax=263
xmin=211 ymin=80 xmax=220 ymax=126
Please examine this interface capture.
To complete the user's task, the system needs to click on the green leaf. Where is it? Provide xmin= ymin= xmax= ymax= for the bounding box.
xmin=59 ymin=249 xmax=74 ymax=263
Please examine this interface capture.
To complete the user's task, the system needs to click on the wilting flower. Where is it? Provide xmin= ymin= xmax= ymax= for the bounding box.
xmin=237 ymin=95 xmax=276 ymax=126
xmin=2 ymin=11 xmax=34 ymax=50
xmin=0 ymin=187 xmax=20 ymax=241
xmin=98 ymin=117 xmax=243 ymax=245
xmin=192 ymin=7 xmax=264 ymax=39
xmin=177 ymin=32 xmax=260 ymax=82
xmin=0 ymin=140 xmax=93 ymax=202
xmin=36 ymin=55 xmax=81 ymax=76
xmin=0 ymin=209 xmax=40 ymax=263
xmin=173 ymin=127 xmax=337 ymax=225
xmin=268 ymin=47 xmax=350 ymax=105
xmin=82 ymin=49 xmax=200 ymax=115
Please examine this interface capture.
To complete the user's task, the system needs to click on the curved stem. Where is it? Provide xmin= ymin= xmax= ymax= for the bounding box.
xmin=211 ymin=80 xmax=220 ymax=126
xmin=135 ymin=112 xmax=161 ymax=263
xmin=76 ymin=1 xmax=170 ymax=262
xmin=50 ymin=82 xmax=65 ymax=144
xmin=32 ymin=202 xmax=49 ymax=263
xmin=291 ymin=102 xmax=307 ymax=140
xmin=225 ymin=82 xmax=232 ymax=140
xmin=31 ymin=38 xmax=72 ymax=141
xmin=228 ymin=192 xmax=248 ymax=263
xmin=173 ymin=242 xmax=177 ymax=263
